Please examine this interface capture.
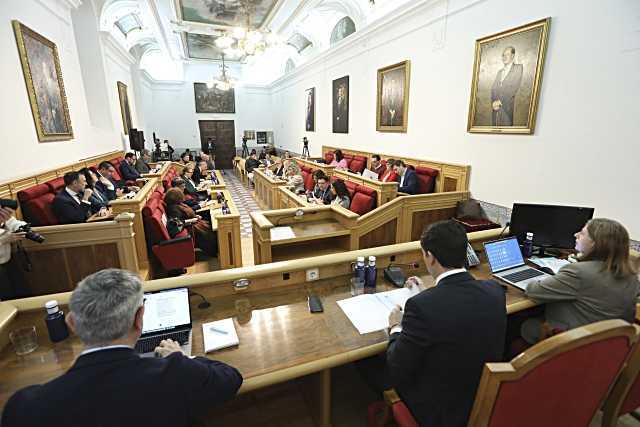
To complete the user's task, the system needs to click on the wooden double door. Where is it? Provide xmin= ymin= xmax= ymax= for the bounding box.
xmin=198 ymin=120 xmax=235 ymax=169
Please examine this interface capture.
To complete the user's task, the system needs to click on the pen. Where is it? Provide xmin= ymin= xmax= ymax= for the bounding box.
xmin=210 ymin=326 xmax=228 ymax=335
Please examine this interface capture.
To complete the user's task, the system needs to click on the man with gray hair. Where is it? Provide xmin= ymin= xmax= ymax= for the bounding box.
xmin=1 ymin=269 xmax=242 ymax=427
xmin=135 ymin=149 xmax=152 ymax=174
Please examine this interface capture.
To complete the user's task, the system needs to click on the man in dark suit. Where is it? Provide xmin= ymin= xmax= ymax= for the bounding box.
xmin=52 ymin=171 xmax=95 ymax=224
xmin=135 ymin=149 xmax=152 ymax=174
xmin=491 ymin=46 xmax=523 ymax=126
xmin=385 ymin=220 xmax=506 ymax=426
xmin=394 ymin=160 xmax=418 ymax=194
xmin=333 ymin=79 xmax=349 ymax=133
xmin=1 ymin=268 xmax=242 ymax=427
xmin=120 ymin=152 xmax=141 ymax=181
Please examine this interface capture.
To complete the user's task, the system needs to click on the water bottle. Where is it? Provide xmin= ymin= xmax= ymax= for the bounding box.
xmin=522 ymin=232 xmax=534 ymax=258
xmin=354 ymin=256 xmax=366 ymax=283
xmin=44 ymin=300 xmax=69 ymax=343
xmin=365 ymin=256 xmax=377 ymax=291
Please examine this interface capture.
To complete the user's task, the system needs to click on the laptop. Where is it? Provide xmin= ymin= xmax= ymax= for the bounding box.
xmin=135 ymin=287 xmax=193 ymax=357
xmin=362 ymin=169 xmax=379 ymax=180
xmin=483 ymin=237 xmax=550 ymax=291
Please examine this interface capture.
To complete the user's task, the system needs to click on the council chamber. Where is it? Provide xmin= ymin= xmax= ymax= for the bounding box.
xmin=0 ymin=0 xmax=639 ymax=426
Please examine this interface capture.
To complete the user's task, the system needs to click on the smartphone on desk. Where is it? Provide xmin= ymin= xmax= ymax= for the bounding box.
xmin=308 ymin=295 xmax=323 ymax=313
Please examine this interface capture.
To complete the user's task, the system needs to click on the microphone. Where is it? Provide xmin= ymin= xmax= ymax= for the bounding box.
xmin=388 ymin=262 xmax=420 ymax=269
xmin=498 ymin=221 xmax=511 ymax=238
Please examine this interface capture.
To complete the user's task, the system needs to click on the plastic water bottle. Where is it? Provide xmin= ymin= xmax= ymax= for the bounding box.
xmin=44 ymin=300 xmax=69 ymax=343
xmin=365 ymin=256 xmax=377 ymax=291
xmin=523 ymin=232 xmax=534 ymax=258
xmin=354 ymin=256 xmax=366 ymax=283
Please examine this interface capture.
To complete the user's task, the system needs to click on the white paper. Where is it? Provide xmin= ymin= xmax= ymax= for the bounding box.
xmin=528 ymin=256 xmax=571 ymax=274
xmin=337 ymin=287 xmax=419 ymax=334
xmin=362 ymin=169 xmax=379 ymax=180
xmin=270 ymin=226 xmax=296 ymax=240
xmin=202 ymin=318 xmax=239 ymax=353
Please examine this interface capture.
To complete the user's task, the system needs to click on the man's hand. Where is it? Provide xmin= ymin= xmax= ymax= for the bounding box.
xmin=0 ymin=207 xmax=16 ymax=224
xmin=98 ymin=175 xmax=110 ymax=185
xmin=154 ymin=339 xmax=184 ymax=357
xmin=82 ymin=188 xmax=93 ymax=201
xmin=388 ymin=305 xmax=403 ymax=330
xmin=7 ymin=232 xmax=26 ymax=243
xmin=492 ymin=100 xmax=502 ymax=111
xmin=98 ymin=207 xmax=108 ymax=217
xmin=405 ymin=276 xmax=426 ymax=292
xmin=115 ymin=188 xmax=124 ymax=198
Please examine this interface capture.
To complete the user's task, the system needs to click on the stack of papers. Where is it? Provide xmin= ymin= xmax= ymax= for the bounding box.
xmin=270 ymin=226 xmax=296 ymax=240
xmin=202 ymin=318 xmax=239 ymax=353
xmin=528 ymin=256 xmax=571 ymax=274
xmin=337 ymin=287 xmax=419 ymax=334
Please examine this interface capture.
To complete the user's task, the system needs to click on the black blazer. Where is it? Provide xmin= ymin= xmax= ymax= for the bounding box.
xmin=398 ymin=168 xmax=419 ymax=194
xmin=386 ymin=272 xmax=506 ymax=427
xmin=274 ymin=165 xmax=285 ymax=177
xmin=95 ymin=180 xmax=117 ymax=201
xmin=88 ymin=186 xmax=109 ymax=214
xmin=1 ymin=347 xmax=242 ymax=427
xmin=119 ymin=161 xmax=141 ymax=181
xmin=52 ymin=189 xmax=92 ymax=224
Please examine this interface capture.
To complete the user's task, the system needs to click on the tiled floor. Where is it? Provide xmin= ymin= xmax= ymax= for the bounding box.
xmin=223 ymin=170 xmax=260 ymax=238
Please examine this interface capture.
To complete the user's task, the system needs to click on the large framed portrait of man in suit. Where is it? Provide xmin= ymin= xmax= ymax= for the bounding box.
xmin=332 ymin=76 xmax=349 ymax=133
xmin=117 ymin=82 xmax=133 ymax=135
xmin=305 ymin=87 xmax=315 ymax=132
xmin=377 ymin=60 xmax=411 ymax=132
xmin=467 ymin=18 xmax=550 ymax=134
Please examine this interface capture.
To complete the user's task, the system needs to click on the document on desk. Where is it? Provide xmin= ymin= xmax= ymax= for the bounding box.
xmin=270 ymin=226 xmax=296 ymax=240
xmin=528 ymin=256 xmax=571 ymax=274
xmin=202 ymin=318 xmax=239 ymax=353
xmin=337 ymin=287 xmax=420 ymax=335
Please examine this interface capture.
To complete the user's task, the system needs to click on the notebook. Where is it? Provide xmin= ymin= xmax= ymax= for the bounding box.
xmin=337 ymin=287 xmax=419 ymax=334
xmin=202 ymin=318 xmax=240 ymax=353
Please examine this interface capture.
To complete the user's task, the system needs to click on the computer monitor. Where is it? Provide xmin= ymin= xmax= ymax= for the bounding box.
xmin=510 ymin=203 xmax=595 ymax=250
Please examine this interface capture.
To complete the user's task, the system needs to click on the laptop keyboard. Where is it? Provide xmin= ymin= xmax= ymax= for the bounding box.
xmin=135 ymin=330 xmax=190 ymax=354
xmin=502 ymin=268 xmax=545 ymax=283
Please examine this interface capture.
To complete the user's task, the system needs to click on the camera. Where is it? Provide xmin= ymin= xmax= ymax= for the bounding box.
xmin=16 ymin=223 xmax=45 ymax=244
xmin=0 ymin=199 xmax=18 ymax=210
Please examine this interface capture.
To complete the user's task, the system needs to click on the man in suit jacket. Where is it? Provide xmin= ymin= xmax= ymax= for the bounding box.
xmin=394 ymin=160 xmax=418 ymax=194
xmin=135 ymin=149 xmax=152 ymax=174
xmin=1 ymin=269 xmax=242 ymax=427
xmin=52 ymin=171 xmax=94 ymax=224
xmin=385 ymin=220 xmax=506 ymax=427
xmin=120 ymin=152 xmax=141 ymax=181
xmin=491 ymin=46 xmax=523 ymax=126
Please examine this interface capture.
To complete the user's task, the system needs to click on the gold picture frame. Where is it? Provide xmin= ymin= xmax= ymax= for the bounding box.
xmin=467 ymin=18 xmax=551 ymax=134
xmin=376 ymin=60 xmax=411 ymax=133
xmin=12 ymin=20 xmax=73 ymax=142
xmin=117 ymin=81 xmax=133 ymax=135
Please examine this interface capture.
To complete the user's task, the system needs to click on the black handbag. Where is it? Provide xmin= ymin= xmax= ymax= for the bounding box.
xmin=166 ymin=217 xmax=185 ymax=238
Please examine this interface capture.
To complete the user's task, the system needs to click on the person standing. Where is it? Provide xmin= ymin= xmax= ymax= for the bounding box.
xmin=0 ymin=207 xmax=26 ymax=300
xmin=491 ymin=46 xmax=523 ymax=126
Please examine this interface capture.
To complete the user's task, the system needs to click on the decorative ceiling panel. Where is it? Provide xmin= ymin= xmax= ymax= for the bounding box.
xmin=286 ymin=33 xmax=311 ymax=53
xmin=185 ymin=33 xmax=225 ymax=60
xmin=180 ymin=0 xmax=279 ymax=28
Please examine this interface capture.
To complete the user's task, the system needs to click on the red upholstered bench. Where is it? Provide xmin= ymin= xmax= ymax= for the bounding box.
xmin=350 ymin=185 xmax=376 ymax=215
xmin=17 ymin=183 xmax=59 ymax=226
xmin=349 ymin=155 xmax=367 ymax=174
xmin=414 ymin=166 xmax=438 ymax=194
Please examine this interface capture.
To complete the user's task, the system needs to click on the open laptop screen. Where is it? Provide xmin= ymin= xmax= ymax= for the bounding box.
xmin=484 ymin=237 xmax=525 ymax=273
xmin=141 ymin=287 xmax=191 ymax=336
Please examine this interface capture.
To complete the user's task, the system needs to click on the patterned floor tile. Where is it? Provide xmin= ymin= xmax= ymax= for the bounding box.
xmin=223 ymin=170 xmax=261 ymax=238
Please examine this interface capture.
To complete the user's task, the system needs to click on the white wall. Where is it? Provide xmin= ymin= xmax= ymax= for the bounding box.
xmin=270 ymin=0 xmax=640 ymax=237
xmin=0 ymin=0 xmax=128 ymax=182
xmin=144 ymin=62 xmax=273 ymax=153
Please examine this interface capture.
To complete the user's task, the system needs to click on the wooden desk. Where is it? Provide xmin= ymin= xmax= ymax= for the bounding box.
xmin=253 ymin=168 xmax=288 ymax=210
xmin=86 ymin=208 xmax=113 ymax=223
xmin=0 ymin=234 xmax=535 ymax=426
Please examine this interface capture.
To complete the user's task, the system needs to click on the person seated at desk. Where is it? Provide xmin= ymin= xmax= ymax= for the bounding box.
xmin=165 ymin=188 xmax=217 ymax=257
xmin=181 ymin=163 xmax=205 ymax=201
xmin=369 ymin=220 xmax=506 ymax=427
xmin=193 ymin=160 xmax=209 ymax=185
xmin=329 ymin=149 xmax=348 ymax=170
xmin=258 ymin=148 xmax=267 ymax=161
xmin=394 ymin=160 xmax=418 ymax=194
xmin=179 ymin=150 xmax=192 ymax=166
xmin=135 ymin=149 xmax=152 ymax=174
xmin=120 ymin=152 xmax=141 ymax=181
xmin=521 ymin=218 xmax=639 ymax=344
xmin=200 ymin=151 xmax=215 ymax=170
xmin=52 ymin=171 xmax=102 ymax=224
xmin=308 ymin=174 xmax=333 ymax=205
xmin=272 ymin=159 xmax=285 ymax=177
xmin=96 ymin=162 xmax=138 ymax=196
xmin=371 ymin=154 xmax=385 ymax=177
xmin=245 ymin=153 xmax=261 ymax=182
xmin=284 ymin=162 xmax=305 ymax=194
xmin=1 ymin=268 xmax=242 ymax=427
xmin=380 ymin=159 xmax=398 ymax=183
xmin=330 ymin=179 xmax=350 ymax=209
xmin=79 ymin=168 xmax=110 ymax=215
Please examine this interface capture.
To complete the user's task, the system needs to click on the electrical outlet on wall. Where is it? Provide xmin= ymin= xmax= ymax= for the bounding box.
xmin=306 ymin=268 xmax=319 ymax=281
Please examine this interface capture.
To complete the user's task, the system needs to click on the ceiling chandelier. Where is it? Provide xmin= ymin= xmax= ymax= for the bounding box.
xmin=206 ymin=54 xmax=235 ymax=91
xmin=213 ymin=1 xmax=279 ymax=60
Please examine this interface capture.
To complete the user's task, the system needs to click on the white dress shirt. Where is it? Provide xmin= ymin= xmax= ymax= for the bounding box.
xmin=66 ymin=187 xmax=91 ymax=205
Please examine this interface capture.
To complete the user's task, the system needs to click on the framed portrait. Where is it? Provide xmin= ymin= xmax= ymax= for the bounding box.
xmin=117 ymin=81 xmax=133 ymax=135
xmin=305 ymin=87 xmax=315 ymax=132
xmin=243 ymin=130 xmax=256 ymax=140
xmin=377 ymin=60 xmax=411 ymax=132
xmin=194 ymin=82 xmax=235 ymax=113
xmin=256 ymin=131 xmax=267 ymax=144
xmin=332 ymin=76 xmax=349 ymax=133
xmin=467 ymin=18 xmax=551 ymax=134
xmin=13 ymin=20 xmax=73 ymax=142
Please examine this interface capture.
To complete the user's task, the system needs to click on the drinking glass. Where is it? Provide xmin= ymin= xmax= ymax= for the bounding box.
xmin=9 ymin=326 xmax=38 ymax=356
xmin=350 ymin=277 xmax=365 ymax=296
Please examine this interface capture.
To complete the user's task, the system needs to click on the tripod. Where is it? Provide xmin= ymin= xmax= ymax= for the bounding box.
xmin=302 ymin=137 xmax=310 ymax=158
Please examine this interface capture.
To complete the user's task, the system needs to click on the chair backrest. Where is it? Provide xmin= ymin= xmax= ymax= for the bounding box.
xmin=344 ymin=181 xmax=358 ymax=198
xmin=17 ymin=184 xmax=58 ymax=226
xmin=350 ymin=185 xmax=376 ymax=215
xmin=303 ymin=172 xmax=314 ymax=192
xmin=414 ymin=166 xmax=438 ymax=194
xmin=349 ymin=155 xmax=367 ymax=174
xmin=46 ymin=177 xmax=65 ymax=193
xmin=143 ymin=198 xmax=170 ymax=244
xmin=602 ymin=325 xmax=640 ymax=427
xmin=467 ymin=319 xmax=638 ymax=427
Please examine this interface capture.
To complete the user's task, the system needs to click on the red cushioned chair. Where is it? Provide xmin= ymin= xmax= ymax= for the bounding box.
xmin=369 ymin=320 xmax=638 ymax=427
xmin=46 ymin=177 xmax=65 ymax=193
xmin=349 ymin=155 xmax=368 ymax=174
xmin=343 ymin=154 xmax=354 ymax=170
xmin=142 ymin=198 xmax=195 ymax=272
xmin=414 ymin=166 xmax=438 ymax=194
xmin=350 ymin=185 xmax=376 ymax=215
xmin=17 ymin=184 xmax=59 ymax=226
xmin=324 ymin=151 xmax=334 ymax=164
xmin=602 ymin=324 xmax=640 ymax=427
xmin=303 ymin=172 xmax=315 ymax=192
xmin=344 ymin=181 xmax=358 ymax=199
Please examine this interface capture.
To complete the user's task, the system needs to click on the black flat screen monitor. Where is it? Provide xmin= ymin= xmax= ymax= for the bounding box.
xmin=510 ymin=203 xmax=595 ymax=249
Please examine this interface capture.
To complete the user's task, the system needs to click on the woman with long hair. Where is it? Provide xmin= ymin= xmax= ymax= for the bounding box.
xmin=285 ymin=161 xmax=305 ymax=194
xmin=522 ymin=218 xmax=639 ymax=343
xmin=331 ymin=179 xmax=351 ymax=209
xmin=330 ymin=149 xmax=348 ymax=170
xmin=164 ymin=188 xmax=218 ymax=257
